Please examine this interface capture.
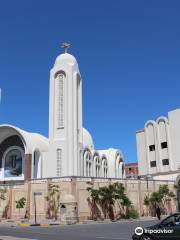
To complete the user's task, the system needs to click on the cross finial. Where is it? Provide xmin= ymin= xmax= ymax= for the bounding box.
xmin=61 ymin=42 xmax=71 ymax=53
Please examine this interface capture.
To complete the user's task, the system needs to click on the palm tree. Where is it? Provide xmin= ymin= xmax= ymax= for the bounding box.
xmin=45 ymin=184 xmax=61 ymax=220
xmin=144 ymin=195 xmax=150 ymax=216
xmin=113 ymin=182 xmax=131 ymax=218
xmin=144 ymin=184 xmax=175 ymax=216
xmin=98 ymin=184 xmax=116 ymax=220
xmin=87 ymin=187 xmax=101 ymax=220
xmin=0 ymin=188 xmax=7 ymax=201
xmin=87 ymin=183 xmax=133 ymax=220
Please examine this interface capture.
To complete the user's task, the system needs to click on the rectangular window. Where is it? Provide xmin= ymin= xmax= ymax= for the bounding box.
xmin=150 ymin=161 xmax=156 ymax=167
xmin=161 ymin=142 xmax=168 ymax=149
xmin=162 ymin=159 xmax=169 ymax=166
xmin=149 ymin=145 xmax=155 ymax=151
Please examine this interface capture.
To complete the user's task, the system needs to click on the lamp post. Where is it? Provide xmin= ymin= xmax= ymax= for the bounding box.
xmin=34 ymin=192 xmax=37 ymax=225
xmin=32 ymin=192 xmax=42 ymax=226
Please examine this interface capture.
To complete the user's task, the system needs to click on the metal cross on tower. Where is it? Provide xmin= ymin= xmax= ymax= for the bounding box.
xmin=61 ymin=42 xmax=71 ymax=53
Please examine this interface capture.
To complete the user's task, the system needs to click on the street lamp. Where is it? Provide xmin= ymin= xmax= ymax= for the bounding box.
xmin=31 ymin=192 xmax=42 ymax=226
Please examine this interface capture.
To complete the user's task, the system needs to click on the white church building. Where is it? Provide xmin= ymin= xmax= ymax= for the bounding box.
xmin=0 ymin=47 xmax=125 ymax=181
xmin=136 ymin=108 xmax=180 ymax=182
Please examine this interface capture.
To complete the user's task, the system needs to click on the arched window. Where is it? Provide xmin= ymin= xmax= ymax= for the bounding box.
xmin=84 ymin=150 xmax=92 ymax=177
xmin=3 ymin=146 xmax=24 ymax=178
xmin=94 ymin=155 xmax=101 ymax=177
xmin=122 ymin=163 xmax=125 ymax=178
xmin=115 ymin=154 xmax=123 ymax=178
xmin=102 ymin=157 xmax=108 ymax=178
xmin=33 ymin=150 xmax=42 ymax=179
xmin=55 ymin=71 xmax=66 ymax=129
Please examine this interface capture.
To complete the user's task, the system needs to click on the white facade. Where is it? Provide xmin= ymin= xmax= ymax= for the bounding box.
xmin=136 ymin=109 xmax=180 ymax=181
xmin=0 ymin=50 xmax=125 ymax=181
xmin=0 ymin=124 xmax=49 ymax=181
xmin=45 ymin=52 xmax=125 ymax=179
xmin=46 ymin=53 xmax=83 ymax=177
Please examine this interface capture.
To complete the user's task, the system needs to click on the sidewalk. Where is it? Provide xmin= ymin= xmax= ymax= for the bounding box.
xmin=0 ymin=216 xmax=161 ymax=228
xmin=0 ymin=237 xmax=36 ymax=240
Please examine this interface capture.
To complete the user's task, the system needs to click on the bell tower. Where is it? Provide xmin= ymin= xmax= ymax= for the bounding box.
xmin=46 ymin=43 xmax=83 ymax=177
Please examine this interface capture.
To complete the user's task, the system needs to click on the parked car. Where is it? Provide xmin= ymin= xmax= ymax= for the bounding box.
xmin=132 ymin=213 xmax=180 ymax=240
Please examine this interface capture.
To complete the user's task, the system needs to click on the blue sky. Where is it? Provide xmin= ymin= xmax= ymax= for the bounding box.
xmin=0 ymin=0 xmax=180 ymax=163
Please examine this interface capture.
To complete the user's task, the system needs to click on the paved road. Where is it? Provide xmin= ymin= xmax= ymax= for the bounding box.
xmin=0 ymin=220 xmax=158 ymax=240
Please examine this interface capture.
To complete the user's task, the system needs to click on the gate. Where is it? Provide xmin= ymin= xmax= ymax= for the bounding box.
xmin=60 ymin=205 xmax=67 ymax=223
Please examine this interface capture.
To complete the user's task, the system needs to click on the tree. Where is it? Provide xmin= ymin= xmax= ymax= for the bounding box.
xmin=144 ymin=184 xmax=175 ymax=216
xmin=144 ymin=195 xmax=150 ymax=207
xmin=87 ymin=182 xmax=133 ymax=220
xmin=144 ymin=195 xmax=150 ymax=216
xmin=113 ymin=182 xmax=132 ymax=218
xmin=98 ymin=184 xmax=116 ymax=220
xmin=0 ymin=188 xmax=7 ymax=219
xmin=87 ymin=187 xmax=101 ymax=220
xmin=15 ymin=197 xmax=26 ymax=214
xmin=45 ymin=184 xmax=61 ymax=220
xmin=0 ymin=188 xmax=7 ymax=201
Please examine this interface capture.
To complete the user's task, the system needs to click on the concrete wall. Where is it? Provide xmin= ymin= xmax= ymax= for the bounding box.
xmin=0 ymin=177 xmax=177 ymax=222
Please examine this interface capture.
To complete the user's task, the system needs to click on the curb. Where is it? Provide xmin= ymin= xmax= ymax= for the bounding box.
xmin=17 ymin=223 xmax=58 ymax=227
xmin=17 ymin=223 xmax=31 ymax=227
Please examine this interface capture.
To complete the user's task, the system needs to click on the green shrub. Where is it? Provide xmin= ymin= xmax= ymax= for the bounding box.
xmin=126 ymin=206 xmax=139 ymax=219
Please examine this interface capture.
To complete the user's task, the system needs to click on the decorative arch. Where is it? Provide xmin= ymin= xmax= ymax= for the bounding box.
xmin=79 ymin=149 xmax=83 ymax=176
xmin=144 ymin=120 xmax=158 ymax=172
xmin=102 ymin=156 xmax=108 ymax=178
xmin=156 ymin=117 xmax=169 ymax=144
xmin=33 ymin=149 xmax=42 ymax=179
xmin=54 ymin=70 xmax=66 ymax=79
xmin=115 ymin=153 xmax=123 ymax=178
xmin=156 ymin=117 xmax=170 ymax=170
xmin=93 ymin=152 xmax=101 ymax=177
xmin=83 ymin=148 xmax=92 ymax=177
xmin=0 ymin=135 xmax=25 ymax=168
xmin=145 ymin=120 xmax=157 ymax=145
xmin=2 ymin=145 xmax=25 ymax=178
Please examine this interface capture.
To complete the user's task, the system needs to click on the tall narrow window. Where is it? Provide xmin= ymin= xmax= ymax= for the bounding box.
xmin=102 ymin=158 xmax=108 ymax=178
xmin=84 ymin=150 xmax=92 ymax=177
xmin=56 ymin=73 xmax=65 ymax=129
xmin=77 ymin=74 xmax=80 ymax=135
xmin=95 ymin=155 xmax=101 ymax=177
xmin=56 ymin=149 xmax=62 ymax=177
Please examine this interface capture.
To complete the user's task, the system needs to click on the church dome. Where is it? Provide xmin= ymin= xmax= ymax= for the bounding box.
xmin=55 ymin=53 xmax=77 ymax=66
xmin=83 ymin=128 xmax=94 ymax=150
